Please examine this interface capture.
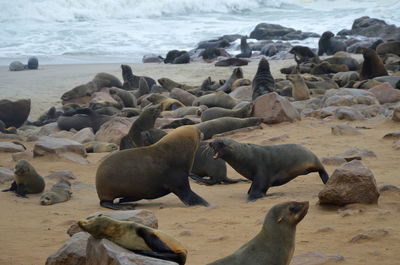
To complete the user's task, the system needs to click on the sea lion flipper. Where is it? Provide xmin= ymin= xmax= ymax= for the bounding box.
xmin=15 ymin=184 xmax=28 ymax=198
xmin=2 ymin=181 xmax=17 ymax=192
xmin=171 ymin=183 xmax=210 ymax=206
xmin=247 ymin=176 xmax=269 ymax=202
xmin=318 ymin=169 xmax=329 ymax=184
xmin=99 ymin=200 xmax=136 ymax=210
xmin=133 ymin=250 xmax=184 ymax=265
xmin=189 ymin=174 xmax=219 ymax=185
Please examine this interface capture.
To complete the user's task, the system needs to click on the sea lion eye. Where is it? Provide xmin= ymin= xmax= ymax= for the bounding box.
xmin=289 ymin=206 xmax=297 ymax=213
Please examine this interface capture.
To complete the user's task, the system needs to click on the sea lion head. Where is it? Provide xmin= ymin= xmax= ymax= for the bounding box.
xmin=257 ymin=57 xmax=271 ymax=72
xmin=233 ymin=67 xmax=244 ymax=79
xmin=14 ymin=160 xmax=33 ymax=176
xmin=265 ymin=201 xmax=309 ymax=227
xmin=321 ymin=31 xmax=334 ymax=40
xmin=78 ymin=215 xmax=123 ymax=239
xmin=209 ymin=138 xmax=237 ymax=159
xmin=61 ymin=82 xmax=95 ymax=101
xmin=40 ymin=191 xmax=58 ymax=205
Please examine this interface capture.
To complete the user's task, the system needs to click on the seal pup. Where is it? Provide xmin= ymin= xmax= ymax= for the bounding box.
xmin=121 ymin=64 xmax=156 ymax=90
xmin=216 ymin=67 xmax=244 ymax=93
xmin=79 ymin=215 xmax=187 ymax=265
xmin=84 ymin=141 xmax=119 ymax=153
xmin=193 ymin=91 xmax=238 ymax=109
xmin=252 ymin=57 xmax=275 ymax=100
xmin=208 ymin=201 xmax=309 ymax=265
xmin=209 ymin=138 xmax=329 ymax=201
xmin=235 ymin=37 xmax=252 ymax=58
xmin=200 ymin=103 xmax=253 ymax=122
xmin=289 ymin=45 xmax=320 ymax=65
xmin=57 ymin=108 xmax=111 ymax=133
xmin=146 ymin=94 xmax=185 ymax=111
xmin=360 ymin=48 xmax=388 ymax=80
xmin=318 ymin=31 xmax=346 ymax=56
xmin=40 ymin=179 xmax=72 ymax=205
xmin=286 ymin=74 xmax=310 ymax=100
xmin=96 ymin=125 xmax=209 ymax=209
xmin=2 ymin=160 xmax=45 ymax=198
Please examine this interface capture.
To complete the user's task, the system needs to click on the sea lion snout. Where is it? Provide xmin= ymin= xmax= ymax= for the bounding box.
xmin=209 ymin=139 xmax=226 ymax=159
xmin=289 ymin=201 xmax=309 ymax=223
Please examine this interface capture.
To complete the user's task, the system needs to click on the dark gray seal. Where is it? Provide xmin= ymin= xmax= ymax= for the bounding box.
xmin=121 ymin=64 xmax=156 ymax=90
xmin=252 ymin=57 xmax=275 ymax=100
xmin=318 ymin=31 xmax=346 ymax=56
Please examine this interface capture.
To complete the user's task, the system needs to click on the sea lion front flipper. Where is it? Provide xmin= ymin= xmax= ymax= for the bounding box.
xmin=2 ymin=181 xmax=17 ymax=192
xmin=15 ymin=184 xmax=28 ymax=198
xmin=170 ymin=181 xmax=210 ymax=207
xmin=247 ymin=175 xmax=269 ymax=202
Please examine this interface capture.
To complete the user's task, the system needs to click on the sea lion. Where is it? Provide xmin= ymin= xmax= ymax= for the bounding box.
xmin=57 ymin=108 xmax=111 ymax=133
xmin=84 ymin=141 xmax=119 ymax=153
xmin=196 ymin=117 xmax=262 ymax=140
xmin=252 ymin=57 xmax=275 ymax=100
xmin=376 ymin=41 xmax=400 ymax=56
xmin=231 ymin=78 xmax=251 ymax=90
xmin=158 ymin=78 xmax=198 ymax=92
xmin=109 ymin=87 xmax=137 ymax=108
xmin=96 ymin=125 xmax=209 ymax=209
xmin=160 ymin=118 xmax=197 ymax=129
xmin=209 ymin=138 xmax=329 ymax=201
xmin=318 ymin=31 xmax=346 ymax=56
xmin=322 ymin=56 xmax=360 ymax=71
xmin=216 ymin=67 xmax=244 ymax=93
xmin=333 ymin=71 xmax=359 ymax=87
xmin=172 ymin=52 xmax=190 ymax=64
xmin=289 ymin=45 xmax=320 ymax=65
xmin=29 ymin=106 xmax=63 ymax=126
xmin=310 ymin=61 xmax=349 ymax=75
xmin=215 ymin=58 xmax=249 ymax=67
xmin=164 ymin=50 xmax=189 ymax=64
xmin=146 ymin=94 xmax=185 ymax=111
xmin=40 ymin=179 xmax=72 ymax=205
xmin=197 ymin=39 xmax=230 ymax=49
xmin=0 ymin=99 xmax=31 ymax=128
xmin=235 ymin=37 xmax=252 ymax=58
xmin=2 ymin=160 xmax=45 ymax=198
xmin=193 ymin=91 xmax=238 ymax=109
xmin=286 ymin=74 xmax=310 ymax=100
xmin=360 ymin=48 xmax=388 ymax=80
xmin=120 ymin=104 xmax=161 ymax=149
xmin=121 ymin=107 xmax=142 ymax=117
xmin=121 ymin=64 xmax=156 ymax=90
xmin=208 ymin=201 xmax=309 ymax=265
xmin=61 ymin=73 xmax=122 ymax=101
xmin=280 ymin=65 xmax=312 ymax=74
xmin=78 ymin=215 xmax=187 ymax=265
xmin=162 ymin=106 xmax=207 ymax=118
xmin=200 ymin=103 xmax=253 ymax=122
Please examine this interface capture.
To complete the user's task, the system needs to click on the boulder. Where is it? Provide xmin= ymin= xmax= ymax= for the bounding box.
xmin=374 ymin=76 xmax=400 ymax=89
xmin=95 ymin=117 xmax=134 ymax=145
xmin=331 ymin=124 xmax=362 ymax=136
xmin=368 ymin=82 xmax=400 ymax=104
xmin=12 ymin=151 xmax=33 ymax=161
xmin=349 ymin=229 xmax=389 ymax=243
xmin=45 ymin=232 xmax=89 ymax=265
xmin=249 ymin=23 xmax=319 ymax=40
xmin=229 ymin=86 xmax=252 ymax=101
xmin=39 ymin=122 xmax=61 ymax=136
xmin=86 ymin=237 xmax=178 ymax=265
xmin=90 ymin=91 xmax=119 ymax=106
xmin=322 ymin=88 xmax=379 ymax=107
xmin=170 ymin=88 xmax=196 ymax=106
xmin=382 ymin=131 xmax=400 ymax=140
xmin=27 ymin=56 xmax=39 ymax=69
xmin=378 ymin=184 xmax=400 ymax=193
xmin=318 ymin=160 xmax=380 ymax=206
xmin=9 ymin=61 xmax=25 ymax=71
xmin=334 ymin=107 xmax=365 ymax=121
xmin=0 ymin=167 xmax=13 ymax=184
xmin=33 ymin=136 xmax=88 ymax=164
xmin=291 ymin=251 xmax=344 ymax=265
xmin=71 ymin=128 xmax=95 ymax=144
xmin=253 ymin=92 xmax=301 ymax=123
xmin=0 ymin=142 xmax=25 ymax=153
xmin=142 ymin=54 xmax=163 ymax=63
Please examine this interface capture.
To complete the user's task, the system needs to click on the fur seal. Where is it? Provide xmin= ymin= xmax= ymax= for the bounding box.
xmin=162 ymin=106 xmax=207 ymax=118
xmin=376 ymin=41 xmax=400 ymax=56
xmin=158 ymin=78 xmax=198 ymax=92
xmin=310 ymin=61 xmax=349 ymax=75
xmin=318 ymin=31 xmax=346 ymax=56
xmin=215 ymin=58 xmax=249 ymax=67
xmin=2 ymin=160 xmax=45 ymax=198
xmin=96 ymin=125 xmax=209 ymax=209
xmin=286 ymin=74 xmax=310 ymax=100
xmin=121 ymin=64 xmax=156 ymax=90
xmin=289 ymin=45 xmax=320 ymax=65
xmin=209 ymin=138 xmax=329 ymax=201
xmin=40 ymin=179 xmax=72 ymax=205
xmin=322 ymin=56 xmax=360 ymax=71
xmin=216 ymin=67 xmax=244 ymax=93
xmin=0 ymin=99 xmax=31 ymax=128
xmin=193 ymin=91 xmax=238 ymax=109
xmin=164 ymin=50 xmax=190 ymax=64
xmin=235 ymin=37 xmax=252 ymax=58
xmin=84 ymin=141 xmax=119 ymax=153
xmin=120 ymin=104 xmax=161 ymax=149
xmin=57 ymin=108 xmax=111 ymax=133
xmin=200 ymin=103 xmax=253 ymax=122
xmin=208 ymin=201 xmax=309 ymax=265
xmin=78 ymin=215 xmax=187 ymax=265
xmin=196 ymin=117 xmax=262 ymax=140
xmin=360 ymin=48 xmax=388 ymax=80
xmin=146 ymin=94 xmax=185 ymax=111
xmin=160 ymin=118 xmax=197 ymax=129
xmin=252 ymin=57 xmax=275 ymax=100
xmin=29 ymin=106 xmax=63 ymax=126
xmin=109 ymin=87 xmax=137 ymax=108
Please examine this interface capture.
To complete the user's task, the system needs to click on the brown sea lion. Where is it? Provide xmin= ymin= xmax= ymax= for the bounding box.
xmin=162 ymin=106 xmax=207 ymax=118
xmin=252 ymin=57 xmax=275 ymax=100
xmin=0 ymin=99 xmax=31 ymax=128
xmin=193 ymin=91 xmax=238 ymax=109
xmin=40 ymin=179 xmax=72 ymax=205
xmin=286 ymin=74 xmax=310 ymax=100
xmin=208 ymin=201 xmax=309 ymax=265
xmin=84 ymin=141 xmax=119 ymax=153
xmin=376 ymin=41 xmax=400 ymax=56
xmin=215 ymin=58 xmax=249 ymax=67
xmin=196 ymin=117 xmax=262 ymax=140
xmin=109 ymin=87 xmax=137 ymax=108
xmin=57 ymin=108 xmax=111 ymax=133
xmin=322 ymin=56 xmax=360 ymax=71
xmin=120 ymin=104 xmax=161 ymax=149
xmin=216 ymin=67 xmax=244 ymax=93
xmin=146 ymin=94 xmax=185 ymax=111
xmin=209 ymin=138 xmax=329 ymax=201
xmin=158 ymin=78 xmax=198 ymax=92
xmin=2 ymin=160 xmax=45 ymax=198
xmin=121 ymin=64 xmax=156 ymax=90
xmin=310 ymin=61 xmax=349 ymax=75
xmin=360 ymin=48 xmax=388 ymax=80
xmin=200 ymin=103 xmax=253 ymax=122
xmin=289 ymin=45 xmax=320 ymax=65
xmin=318 ymin=31 xmax=346 ymax=56
xmin=78 ymin=215 xmax=187 ymax=265
xmin=231 ymin=78 xmax=251 ymax=90
xmin=96 ymin=125 xmax=209 ymax=209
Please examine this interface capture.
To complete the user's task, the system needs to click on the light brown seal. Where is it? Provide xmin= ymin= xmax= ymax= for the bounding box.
xmin=286 ymin=74 xmax=310 ymax=100
xmin=200 ymin=103 xmax=253 ymax=122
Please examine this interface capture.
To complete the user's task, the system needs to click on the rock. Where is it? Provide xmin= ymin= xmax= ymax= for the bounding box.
xmin=229 ymin=85 xmax=252 ymax=101
xmin=393 ymin=140 xmax=400 ymax=150
xmin=9 ymin=61 xmax=25 ymax=71
xmin=334 ymin=107 xmax=365 ymax=121
xmin=382 ymin=131 xmax=400 ymax=140
xmin=12 ymin=151 xmax=33 ymax=161
xmin=322 ymin=88 xmax=379 ymax=107
xmin=46 ymin=170 xmax=77 ymax=181
xmin=170 ymin=88 xmax=196 ymax=106
xmin=71 ymin=128 xmax=95 ymax=144
xmin=291 ymin=251 xmax=344 ymax=265
xmin=95 ymin=117 xmax=134 ymax=145
xmin=142 ymin=54 xmax=163 ymax=63
xmin=0 ymin=142 xmax=25 ymax=153
xmin=392 ymin=107 xmax=400 ymax=122
xmin=39 ymin=122 xmax=61 ymax=136
xmin=368 ymin=82 xmax=400 ymax=104
xmin=33 ymin=136 xmax=88 ymax=164
xmin=342 ymin=148 xmax=376 ymax=158
xmin=378 ymin=184 xmax=400 ymax=193
xmin=321 ymin=156 xmax=346 ymax=166
xmin=86 ymin=237 xmax=178 ymax=265
xmin=331 ymin=124 xmax=362 ymax=136
xmin=250 ymin=23 xmax=318 ymax=40
xmin=45 ymin=232 xmax=89 ymax=265
xmin=49 ymin=131 xmax=75 ymax=139
xmin=67 ymin=210 xmax=158 ymax=237
xmin=318 ymin=160 xmax=380 ymax=206
xmin=27 ymin=56 xmax=39 ymax=69
xmin=0 ymin=167 xmax=13 ymax=184
xmin=374 ymin=76 xmax=400 ymax=89
xmin=349 ymin=229 xmax=389 ymax=243
xmin=253 ymin=92 xmax=301 ymax=123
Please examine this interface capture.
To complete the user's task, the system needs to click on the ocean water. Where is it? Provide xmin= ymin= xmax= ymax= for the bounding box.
xmin=1 ymin=0 xmax=399 ymax=65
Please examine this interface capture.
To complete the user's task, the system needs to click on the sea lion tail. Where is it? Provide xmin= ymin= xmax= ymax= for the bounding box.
xmin=318 ymin=169 xmax=329 ymax=184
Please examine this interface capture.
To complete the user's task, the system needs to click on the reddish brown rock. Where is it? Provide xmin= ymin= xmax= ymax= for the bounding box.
xmin=368 ymin=82 xmax=400 ymax=104
xmin=45 ymin=232 xmax=89 ymax=265
xmin=253 ymin=92 xmax=301 ymax=123
xmin=95 ymin=117 xmax=135 ymax=144
xmin=318 ymin=160 xmax=380 ymax=206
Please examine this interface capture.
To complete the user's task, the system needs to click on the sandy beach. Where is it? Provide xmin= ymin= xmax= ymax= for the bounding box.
xmin=0 ymin=60 xmax=400 ymax=265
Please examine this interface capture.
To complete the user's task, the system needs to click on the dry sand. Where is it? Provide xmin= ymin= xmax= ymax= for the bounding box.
xmin=0 ymin=60 xmax=399 ymax=265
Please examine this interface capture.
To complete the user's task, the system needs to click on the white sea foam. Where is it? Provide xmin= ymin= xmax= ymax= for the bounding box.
xmin=0 ymin=0 xmax=399 ymax=65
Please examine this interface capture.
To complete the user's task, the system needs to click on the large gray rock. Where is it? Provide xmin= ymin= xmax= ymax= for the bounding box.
xmin=322 ymin=88 xmax=379 ymax=107
xmin=45 ymin=232 xmax=89 ymax=265
xmin=95 ymin=117 xmax=134 ymax=145
xmin=229 ymin=86 xmax=252 ymax=101
xmin=334 ymin=107 xmax=365 ymax=121
xmin=249 ymin=23 xmax=319 ymax=40
xmin=170 ymin=88 xmax=196 ymax=106
xmin=368 ymin=82 xmax=400 ymax=104
xmin=291 ymin=251 xmax=344 ymax=265
xmin=71 ymin=128 xmax=95 ymax=144
xmin=9 ymin=61 xmax=25 ymax=71
xmin=67 ymin=210 xmax=158 ymax=236
xmin=33 ymin=136 xmax=88 ymax=164
xmin=0 ymin=167 xmax=13 ymax=184
xmin=253 ymin=92 xmax=301 ymax=123
xmin=318 ymin=160 xmax=380 ymax=206
xmin=38 ymin=122 xmax=61 ymax=136
xmin=86 ymin=237 xmax=178 ymax=265
xmin=0 ymin=142 xmax=25 ymax=153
